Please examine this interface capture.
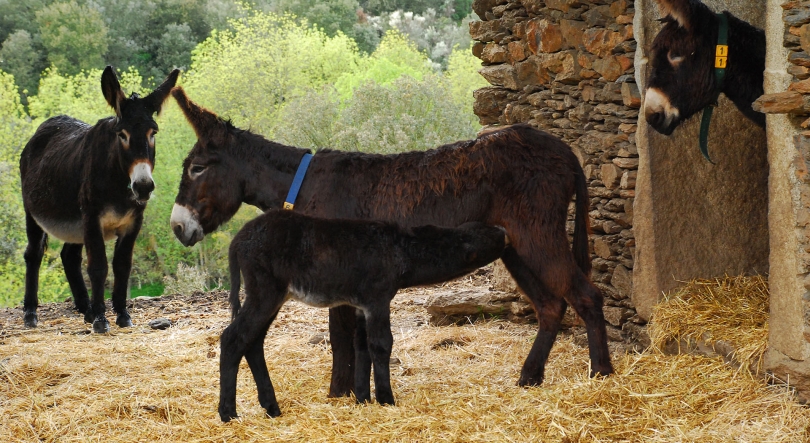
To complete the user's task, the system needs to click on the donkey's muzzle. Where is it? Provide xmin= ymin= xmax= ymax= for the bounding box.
xmin=645 ymin=111 xmax=677 ymax=136
xmin=131 ymin=179 xmax=155 ymax=202
xmin=170 ymin=204 xmax=204 ymax=247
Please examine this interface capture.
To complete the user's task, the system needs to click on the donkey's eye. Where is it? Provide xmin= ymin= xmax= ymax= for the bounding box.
xmin=189 ymin=164 xmax=206 ymax=179
xmin=117 ymin=130 xmax=130 ymax=147
xmin=667 ymin=51 xmax=685 ymax=66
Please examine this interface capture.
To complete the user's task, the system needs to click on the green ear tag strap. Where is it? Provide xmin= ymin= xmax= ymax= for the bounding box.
xmin=698 ymin=12 xmax=729 ymax=164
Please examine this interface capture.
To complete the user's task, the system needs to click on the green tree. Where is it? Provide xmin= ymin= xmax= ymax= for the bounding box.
xmin=156 ymin=23 xmax=197 ymax=71
xmin=184 ymin=10 xmax=361 ymax=133
xmin=0 ymin=30 xmax=46 ymax=96
xmin=36 ymin=1 xmax=109 ymax=76
xmin=273 ymin=0 xmax=360 ymax=37
xmin=0 ymin=0 xmax=49 ymax=44
xmin=28 ymin=67 xmax=143 ymax=123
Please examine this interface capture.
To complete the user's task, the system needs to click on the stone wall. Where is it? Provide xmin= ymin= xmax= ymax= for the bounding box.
xmin=756 ymin=0 xmax=810 ymax=402
xmin=469 ymin=0 xmax=646 ymax=348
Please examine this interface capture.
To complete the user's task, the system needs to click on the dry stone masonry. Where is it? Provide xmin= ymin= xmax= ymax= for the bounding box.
xmin=469 ymin=0 xmax=644 ymax=348
xmin=755 ymin=0 xmax=810 ymax=401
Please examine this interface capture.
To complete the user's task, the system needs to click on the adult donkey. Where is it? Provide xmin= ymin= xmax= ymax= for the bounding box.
xmin=20 ymin=66 xmax=179 ymax=333
xmin=644 ymin=0 xmax=765 ymax=136
xmin=169 ymin=87 xmax=613 ymax=396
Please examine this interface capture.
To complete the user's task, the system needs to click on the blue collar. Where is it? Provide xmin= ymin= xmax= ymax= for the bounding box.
xmin=283 ymin=153 xmax=313 ymax=210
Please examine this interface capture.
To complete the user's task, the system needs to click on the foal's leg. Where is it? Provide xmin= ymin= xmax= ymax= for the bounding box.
xmin=364 ymin=305 xmax=395 ymax=406
xmin=353 ymin=309 xmax=372 ymax=404
xmin=60 ymin=243 xmax=89 ymax=316
xmin=328 ymin=305 xmax=356 ymax=397
xmin=501 ymin=247 xmax=568 ymax=386
xmin=110 ymin=219 xmax=142 ymax=328
xmin=244 ymin=310 xmax=282 ymax=418
xmin=82 ymin=216 xmax=110 ymax=333
xmin=219 ymin=274 xmax=285 ymax=422
xmin=22 ymin=211 xmax=46 ymax=328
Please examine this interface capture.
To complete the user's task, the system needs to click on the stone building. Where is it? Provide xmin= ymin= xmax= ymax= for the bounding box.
xmin=468 ymin=0 xmax=810 ymax=398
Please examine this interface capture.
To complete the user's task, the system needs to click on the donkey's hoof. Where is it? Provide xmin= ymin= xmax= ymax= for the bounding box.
xmin=265 ymin=405 xmax=282 ymax=418
xmin=517 ymin=375 xmax=544 ymax=387
xmin=84 ymin=310 xmax=95 ymax=324
xmin=590 ymin=365 xmax=614 ymax=378
xmin=219 ymin=408 xmax=239 ymax=423
xmin=376 ymin=395 xmax=396 ymax=406
xmin=116 ymin=313 xmax=133 ymax=328
xmin=73 ymin=299 xmax=89 ymax=314
xmin=23 ymin=311 xmax=38 ymax=328
xmin=92 ymin=317 xmax=110 ymax=333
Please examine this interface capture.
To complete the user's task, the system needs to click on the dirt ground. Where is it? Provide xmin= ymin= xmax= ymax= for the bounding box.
xmin=1 ymin=274 xmax=809 ymax=442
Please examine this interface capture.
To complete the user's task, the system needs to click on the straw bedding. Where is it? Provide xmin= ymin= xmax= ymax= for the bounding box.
xmin=1 ymin=275 xmax=808 ymax=442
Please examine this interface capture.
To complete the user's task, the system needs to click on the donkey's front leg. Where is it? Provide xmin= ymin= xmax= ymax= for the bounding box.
xmin=364 ymin=306 xmax=395 ymax=406
xmin=83 ymin=216 xmax=110 ymax=333
xmin=110 ymin=217 xmax=143 ymax=328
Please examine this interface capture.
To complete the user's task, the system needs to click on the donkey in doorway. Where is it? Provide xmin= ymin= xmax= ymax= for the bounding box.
xmin=169 ymin=87 xmax=613 ymax=397
xmin=222 ymin=210 xmax=507 ymax=421
xmin=644 ymin=0 xmax=765 ymax=135
xmin=20 ymin=66 xmax=179 ymax=333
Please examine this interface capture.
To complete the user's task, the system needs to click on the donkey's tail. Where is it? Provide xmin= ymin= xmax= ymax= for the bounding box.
xmin=572 ymin=163 xmax=592 ymax=277
xmin=228 ymin=245 xmax=242 ymax=321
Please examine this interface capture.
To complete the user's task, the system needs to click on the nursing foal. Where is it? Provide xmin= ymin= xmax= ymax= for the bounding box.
xmin=220 ymin=210 xmax=507 ymax=421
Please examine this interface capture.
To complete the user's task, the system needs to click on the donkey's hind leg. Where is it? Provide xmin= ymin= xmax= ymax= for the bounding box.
xmin=501 ymin=247 xmax=568 ymax=386
xmin=353 ymin=310 xmax=372 ymax=404
xmin=23 ymin=211 xmax=47 ymax=328
xmin=60 ymin=243 xmax=89 ymax=317
xmin=565 ymin=270 xmax=613 ymax=377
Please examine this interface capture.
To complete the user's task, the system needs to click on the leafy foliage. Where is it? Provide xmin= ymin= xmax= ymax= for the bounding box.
xmin=0 ymin=4 xmax=486 ymax=307
xmin=35 ymin=1 xmax=109 ymax=76
xmin=0 ymin=30 xmax=46 ymax=96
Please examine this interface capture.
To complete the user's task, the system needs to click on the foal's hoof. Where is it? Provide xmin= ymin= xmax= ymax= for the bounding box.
xmin=116 ymin=313 xmax=133 ymax=328
xmin=92 ymin=317 xmax=110 ymax=333
xmin=219 ymin=407 xmax=239 ymax=423
xmin=23 ymin=311 xmax=38 ymax=328
xmin=84 ymin=310 xmax=95 ymax=324
xmin=265 ymin=404 xmax=282 ymax=418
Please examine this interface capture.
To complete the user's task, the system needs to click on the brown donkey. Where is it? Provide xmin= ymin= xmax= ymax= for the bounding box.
xmin=644 ymin=0 xmax=765 ymax=135
xmin=20 ymin=66 xmax=179 ymax=332
xmin=169 ymin=86 xmax=613 ymax=396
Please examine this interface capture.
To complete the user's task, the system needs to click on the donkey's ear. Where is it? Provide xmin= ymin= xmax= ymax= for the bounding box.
xmin=101 ymin=66 xmax=126 ymax=117
xmin=171 ymin=86 xmax=224 ymax=142
xmin=654 ymin=0 xmax=695 ymax=29
xmin=145 ymin=69 xmax=181 ymax=116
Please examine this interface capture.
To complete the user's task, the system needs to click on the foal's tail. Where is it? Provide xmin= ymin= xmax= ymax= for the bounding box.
xmin=572 ymin=163 xmax=592 ymax=277
xmin=228 ymin=245 xmax=242 ymax=320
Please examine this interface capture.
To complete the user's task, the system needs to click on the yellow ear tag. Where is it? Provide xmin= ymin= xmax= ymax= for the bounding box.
xmin=715 ymin=45 xmax=728 ymax=68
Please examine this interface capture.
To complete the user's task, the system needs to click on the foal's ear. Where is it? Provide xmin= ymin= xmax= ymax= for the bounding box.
xmin=654 ymin=0 xmax=694 ymax=29
xmin=171 ymin=86 xmax=224 ymax=143
xmin=145 ymin=69 xmax=181 ymax=116
xmin=101 ymin=66 xmax=126 ymax=118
